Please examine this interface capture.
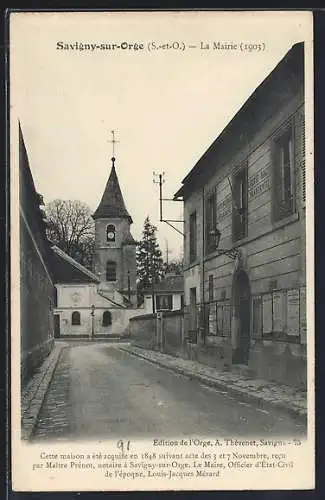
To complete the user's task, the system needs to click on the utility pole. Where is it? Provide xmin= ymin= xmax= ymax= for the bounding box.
xmin=165 ymin=239 xmax=172 ymax=266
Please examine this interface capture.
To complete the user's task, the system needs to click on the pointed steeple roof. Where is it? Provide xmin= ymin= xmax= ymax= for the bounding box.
xmin=92 ymin=158 xmax=133 ymax=222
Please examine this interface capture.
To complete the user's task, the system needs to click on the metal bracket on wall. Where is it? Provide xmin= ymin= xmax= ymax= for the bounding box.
xmin=153 ymin=172 xmax=184 ymax=237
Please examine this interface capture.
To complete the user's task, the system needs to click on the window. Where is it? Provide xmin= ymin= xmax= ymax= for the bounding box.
xmin=71 ymin=311 xmax=81 ymax=325
xmin=106 ymin=224 xmax=116 ymax=242
xmin=156 ymin=294 xmax=173 ymax=311
xmin=205 ymin=191 xmax=216 ymax=254
xmin=106 ymin=261 xmax=116 ymax=281
xmin=189 ymin=211 xmax=197 ymax=263
xmin=233 ymin=166 xmax=248 ymax=241
xmin=273 ymin=127 xmax=294 ymax=221
xmin=208 ymin=275 xmax=214 ymax=302
xmin=102 ymin=310 xmax=112 ymax=327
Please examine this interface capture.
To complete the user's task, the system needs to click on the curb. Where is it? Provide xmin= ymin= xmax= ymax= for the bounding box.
xmin=21 ymin=342 xmax=68 ymax=441
xmin=119 ymin=346 xmax=307 ymax=423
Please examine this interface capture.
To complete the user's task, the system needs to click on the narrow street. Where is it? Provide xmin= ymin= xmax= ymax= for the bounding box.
xmin=32 ymin=342 xmax=306 ymax=442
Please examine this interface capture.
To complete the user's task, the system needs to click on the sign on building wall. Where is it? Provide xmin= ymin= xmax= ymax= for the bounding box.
xmin=273 ymin=291 xmax=286 ymax=332
xmin=262 ymin=293 xmax=273 ymax=334
xmin=208 ymin=303 xmax=217 ymax=335
xmin=248 ymin=167 xmax=271 ymax=201
xmin=287 ymin=289 xmax=300 ymax=337
xmin=300 ymin=287 xmax=306 ymax=344
xmin=216 ymin=302 xmax=231 ymax=336
xmin=252 ymin=296 xmax=262 ymax=337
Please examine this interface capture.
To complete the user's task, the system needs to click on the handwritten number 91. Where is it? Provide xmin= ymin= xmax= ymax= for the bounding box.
xmin=117 ymin=440 xmax=131 ymax=453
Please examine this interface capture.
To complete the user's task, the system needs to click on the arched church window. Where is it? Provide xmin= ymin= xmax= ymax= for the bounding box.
xmin=106 ymin=224 xmax=116 ymax=242
xmin=71 ymin=311 xmax=81 ymax=325
xmin=102 ymin=310 xmax=112 ymax=327
xmin=106 ymin=261 xmax=117 ymax=281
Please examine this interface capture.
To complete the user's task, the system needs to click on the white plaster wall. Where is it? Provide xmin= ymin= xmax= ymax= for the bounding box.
xmin=55 ymin=306 xmax=146 ymax=336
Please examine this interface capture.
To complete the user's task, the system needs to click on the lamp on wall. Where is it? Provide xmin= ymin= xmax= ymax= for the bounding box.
xmin=209 ymin=227 xmax=241 ymax=260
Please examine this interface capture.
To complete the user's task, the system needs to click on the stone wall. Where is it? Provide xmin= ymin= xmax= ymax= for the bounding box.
xmin=129 ymin=313 xmax=156 ymax=349
xmin=129 ymin=310 xmax=184 ymax=355
xmin=19 ymin=128 xmax=56 ymax=385
xmin=249 ymin=339 xmax=307 ymax=389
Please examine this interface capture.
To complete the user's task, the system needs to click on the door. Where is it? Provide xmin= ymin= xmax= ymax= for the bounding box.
xmin=54 ymin=314 xmax=60 ymax=338
xmin=233 ymin=271 xmax=251 ymax=364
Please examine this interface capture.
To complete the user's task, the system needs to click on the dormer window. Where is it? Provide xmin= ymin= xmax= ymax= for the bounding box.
xmin=106 ymin=224 xmax=116 ymax=242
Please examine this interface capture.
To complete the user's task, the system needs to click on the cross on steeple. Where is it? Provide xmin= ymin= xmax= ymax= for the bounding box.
xmin=109 ymin=130 xmax=120 ymax=160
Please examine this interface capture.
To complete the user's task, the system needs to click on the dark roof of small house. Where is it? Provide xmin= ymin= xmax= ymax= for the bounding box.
xmin=174 ymin=42 xmax=304 ymax=200
xmin=143 ymin=275 xmax=184 ymax=294
xmin=92 ymin=160 xmax=133 ymax=222
xmin=50 ymin=246 xmax=100 ymax=284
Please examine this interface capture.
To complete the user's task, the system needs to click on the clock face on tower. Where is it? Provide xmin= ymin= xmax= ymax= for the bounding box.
xmin=106 ymin=224 xmax=116 ymax=243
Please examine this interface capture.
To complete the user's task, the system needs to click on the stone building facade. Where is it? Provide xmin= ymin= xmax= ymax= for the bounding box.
xmin=174 ymin=43 xmax=307 ymax=388
xmin=19 ymin=124 xmax=55 ymax=384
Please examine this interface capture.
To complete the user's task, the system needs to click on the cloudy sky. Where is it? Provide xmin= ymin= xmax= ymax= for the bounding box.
xmin=10 ymin=11 xmax=311 ymax=260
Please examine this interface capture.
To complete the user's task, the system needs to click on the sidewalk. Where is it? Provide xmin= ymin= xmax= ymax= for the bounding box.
xmin=21 ymin=341 xmax=68 ymax=441
xmin=119 ymin=344 xmax=307 ymax=422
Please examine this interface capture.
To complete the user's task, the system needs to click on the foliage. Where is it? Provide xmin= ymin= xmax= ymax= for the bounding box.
xmin=45 ymin=199 xmax=95 ymax=271
xmin=162 ymin=256 xmax=183 ymax=275
xmin=136 ymin=216 xmax=164 ymax=291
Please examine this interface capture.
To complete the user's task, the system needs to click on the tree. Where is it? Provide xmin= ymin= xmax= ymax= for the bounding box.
xmin=163 ymin=256 xmax=183 ymax=275
xmin=45 ymin=199 xmax=95 ymax=271
xmin=136 ymin=216 xmax=164 ymax=291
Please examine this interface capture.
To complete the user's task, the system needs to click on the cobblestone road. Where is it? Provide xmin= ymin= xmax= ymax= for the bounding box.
xmin=32 ymin=343 xmax=306 ymax=442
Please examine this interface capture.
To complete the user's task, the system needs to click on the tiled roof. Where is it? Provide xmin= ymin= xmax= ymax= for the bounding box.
xmin=50 ymin=246 xmax=100 ymax=284
xmin=92 ymin=161 xmax=132 ymax=222
xmin=143 ymin=275 xmax=184 ymax=294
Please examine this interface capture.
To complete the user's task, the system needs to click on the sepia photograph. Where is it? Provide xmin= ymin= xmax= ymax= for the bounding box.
xmin=10 ymin=10 xmax=314 ymax=491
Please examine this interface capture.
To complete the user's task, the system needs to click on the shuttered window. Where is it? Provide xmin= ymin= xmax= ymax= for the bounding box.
xmin=205 ymin=190 xmax=216 ymax=254
xmin=296 ymin=110 xmax=306 ymax=205
xmin=156 ymin=294 xmax=173 ymax=311
xmin=232 ymin=166 xmax=248 ymax=241
xmin=189 ymin=211 xmax=197 ymax=262
xmin=272 ymin=126 xmax=295 ymax=221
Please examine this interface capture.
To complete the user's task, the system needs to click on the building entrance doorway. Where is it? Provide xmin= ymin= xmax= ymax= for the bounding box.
xmin=232 ymin=270 xmax=251 ymax=364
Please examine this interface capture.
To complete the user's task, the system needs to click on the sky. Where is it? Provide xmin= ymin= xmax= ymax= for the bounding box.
xmin=10 ymin=11 xmax=311 ymax=261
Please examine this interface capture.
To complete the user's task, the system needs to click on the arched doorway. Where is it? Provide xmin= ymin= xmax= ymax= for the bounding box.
xmin=232 ymin=270 xmax=251 ymax=365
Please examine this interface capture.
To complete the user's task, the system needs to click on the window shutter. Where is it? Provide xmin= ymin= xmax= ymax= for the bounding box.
xmin=296 ymin=109 xmax=306 ymax=205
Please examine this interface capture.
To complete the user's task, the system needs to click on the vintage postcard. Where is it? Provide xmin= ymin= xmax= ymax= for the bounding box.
xmin=10 ymin=10 xmax=314 ymax=491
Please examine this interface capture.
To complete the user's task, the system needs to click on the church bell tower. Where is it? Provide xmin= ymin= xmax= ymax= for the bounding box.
xmin=92 ymin=132 xmax=137 ymax=306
